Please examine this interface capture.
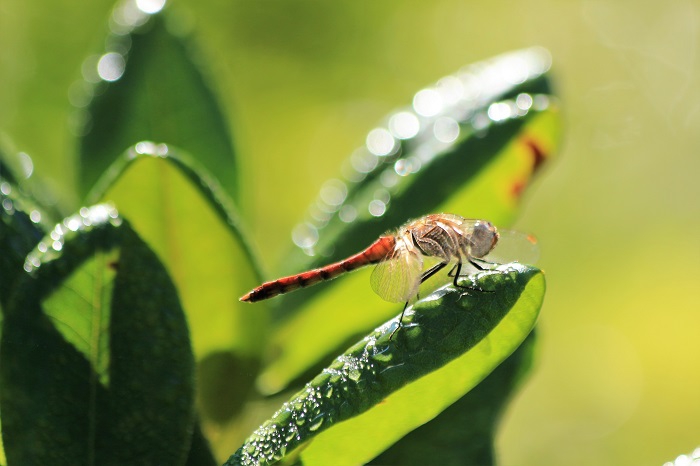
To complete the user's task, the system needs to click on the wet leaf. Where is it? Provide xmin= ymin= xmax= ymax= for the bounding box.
xmin=0 ymin=177 xmax=48 ymax=310
xmin=280 ymin=47 xmax=559 ymax=280
xmin=368 ymin=331 xmax=537 ymax=465
xmin=88 ymin=143 xmax=266 ymax=358
xmin=260 ymin=48 xmax=560 ymax=393
xmin=78 ymin=14 xmax=238 ymax=201
xmin=228 ymin=263 xmax=545 ymax=466
xmin=88 ymin=143 xmax=267 ymax=424
xmin=0 ymin=205 xmax=195 ymax=465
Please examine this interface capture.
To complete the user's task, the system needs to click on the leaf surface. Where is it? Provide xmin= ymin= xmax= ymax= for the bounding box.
xmin=228 ymin=263 xmax=545 ymax=466
xmin=0 ymin=205 xmax=197 ymax=465
xmin=78 ymin=15 xmax=238 ymax=201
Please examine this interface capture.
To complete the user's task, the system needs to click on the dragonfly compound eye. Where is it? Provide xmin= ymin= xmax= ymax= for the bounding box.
xmin=469 ymin=221 xmax=499 ymax=258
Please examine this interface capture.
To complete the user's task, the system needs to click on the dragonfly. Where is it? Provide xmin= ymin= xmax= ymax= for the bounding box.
xmin=240 ymin=213 xmax=536 ymax=333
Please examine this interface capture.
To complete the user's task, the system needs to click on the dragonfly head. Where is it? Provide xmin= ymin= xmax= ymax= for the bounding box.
xmin=469 ymin=220 xmax=499 ymax=258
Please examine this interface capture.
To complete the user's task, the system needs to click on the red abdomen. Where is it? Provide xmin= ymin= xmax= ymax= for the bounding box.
xmin=240 ymin=235 xmax=396 ymax=302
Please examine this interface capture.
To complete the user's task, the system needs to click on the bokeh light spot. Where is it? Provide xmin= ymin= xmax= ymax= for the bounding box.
xmin=97 ymin=52 xmax=126 ymax=82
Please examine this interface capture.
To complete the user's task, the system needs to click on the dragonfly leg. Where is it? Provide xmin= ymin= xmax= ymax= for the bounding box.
xmin=390 ymin=261 xmax=449 ymax=340
xmin=452 ymin=261 xmax=463 ymax=287
xmin=389 ymin=301 xmax=410 ymax=340
xmin=470 ymin=257 xmax=497 ymax=269
xmin=449 ymin=259 xmax=495 ymax=293
xmin=421 ymin=261 xmax=449 ymax=283
xmin=468 ymin=258 xmax=485 ymax=270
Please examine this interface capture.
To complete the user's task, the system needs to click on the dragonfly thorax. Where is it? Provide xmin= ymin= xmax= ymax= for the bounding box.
xmin=405 ymin=215 xmax=499 ymax=262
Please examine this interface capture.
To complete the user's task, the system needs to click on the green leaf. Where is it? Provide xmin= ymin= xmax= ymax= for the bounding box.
xmin=87 ymin=143 xmax=267 ymax=424
xmin=0 ymin=177 xmax=48 ymax=310
xmin=78 ymin=14 xmax=238 ymax=201
xmin=368 ymin=331 xmax=537 ymax=465
xmin=88 ymin=143 xmax=266 ymax=357
xmin=0 ymin=141 xmax=64 ymax=222
xmin=0 ymin=205 xmax=195 ymax=465
xmin=279 ymin=47 xmax=559 ymax=280
xmin=228 ymin=263 xmax=545 ymax=466
xmin=260 ymin=48 xmax=560 ymax=393
xmin=185 ymin=419 xmax=218 ymax=466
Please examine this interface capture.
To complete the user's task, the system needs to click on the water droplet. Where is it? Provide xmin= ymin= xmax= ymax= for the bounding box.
xmin=284 ymin=428 xmax=297 ymax=442
xmin=350 ymin=148 xmax=378 ymax=174
xmin=0 ymin=182 xmax=11 ymax=195
xmin=81 ymin=55 xmax=102 ymax=83
xmin=37 ymin=242 xmax=47 ymax=253
xmin=366 ymin=128 xmax=396 ymax=156
xmin=135 ymin=0 xmax=166 ymax=14
xmin=97 ymin=52 xmax=126 ymax=82
xmin=308 ymin=414 xmax=324 ymax=432
xmin=413 ymin=88 xmax=443 ymax=117
xmin=52 ymin=240 xmax=63 ymax=252
xmin=29 ymin=210 xmax=41 ymax=223
xmin=292 ymin=223 xmax=319 ymax=249
xmin=88 ymin=204 xmax=113 ymax=224
xmin=338 ymin=205 xmax=357 ymax=223
xmin=394 ymin=158 xmax=412 ymax=176
xmin=433 ymin=117 xmax=460 ymax=143
xmin=388 ymin=111 xmax=420 ymax=139
xmin=487 ymin=102 xmax=513 ymax=122
xmin=516 ymin=93 xmax=533 ymax=111
xmin=65 ymin=217 xmax=82 ymax=231
xmin=2 ymin=198 xmax=13 ymax=212
xmin=373 ymin=189 xmax=391 ymax=204
xmin=111 ymin=0 xmax=149 ymax=31
xmin=319 ymin=179 xmax=347 ymax=207
xmin=135 ymin=140 xmax=157 ymax=155
xmin=436 ymin=75 xmax=464 ymax=105
xmin=17 ymin=152 xmax=34 ymax=178
xmin=368 ymin=200 xmax=386 ymax=217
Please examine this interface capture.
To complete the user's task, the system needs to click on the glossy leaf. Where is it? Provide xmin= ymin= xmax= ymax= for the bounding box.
xmin=0 ymin=142 xmax=62 ymax=222
xmin=260 ymin=50 xmax=558 ymax=391
xmin=88 ymin=143 xmax=265 ymax=356
xmin=228 ymin=263 xmax=545 ymax=466
xmin=0 ymin=176 xmax=48 ymax=310
xmin=78 ymin=14 xmax=238 ymax=201
xmin=261 ymin=95 xmax=559 ymax=394
xmin=368 ymin=331 xmax=537 ymax=465
xmin=88 ymin=143 xmax=267 ymax=424
xmin=279 ymin=47 xmax=558 ymax=281
xmin=0 ymin=205 xmax=196 ymax=465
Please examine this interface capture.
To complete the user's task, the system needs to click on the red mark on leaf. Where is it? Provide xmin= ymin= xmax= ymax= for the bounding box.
xmin=523 ymin=138 xmax=547 ymax=172
xmin=511 ymin=181 xmax=525 ymax=198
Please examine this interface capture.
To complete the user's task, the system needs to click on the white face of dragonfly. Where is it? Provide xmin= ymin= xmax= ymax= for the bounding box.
xmin=467 ymin=221 xmax=499 ymax=258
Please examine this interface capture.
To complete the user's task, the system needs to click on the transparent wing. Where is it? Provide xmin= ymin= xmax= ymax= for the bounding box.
xmin=483 ymin=229 xmax=539 ymax=265
xmin=370 ymin=246 xmax=423 ymax=303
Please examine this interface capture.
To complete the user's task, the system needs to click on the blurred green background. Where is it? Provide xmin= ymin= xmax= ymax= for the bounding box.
xmin=1 ymin=1 xmax=699 ymax=465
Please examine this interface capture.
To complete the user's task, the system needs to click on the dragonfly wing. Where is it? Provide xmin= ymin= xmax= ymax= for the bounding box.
xmin=483 ymin=229 xmax=539 ymax=265
xmin=370 ymin=248 xmax=423 ymax=303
